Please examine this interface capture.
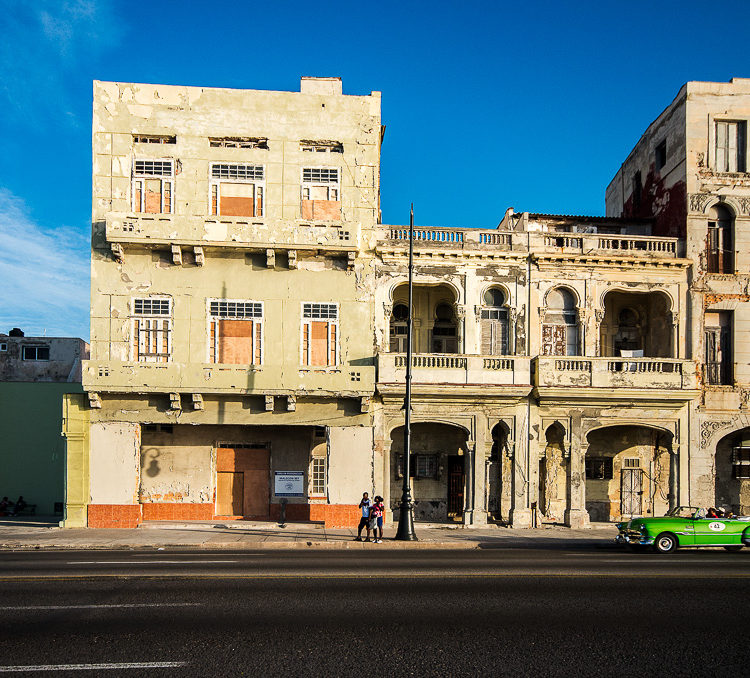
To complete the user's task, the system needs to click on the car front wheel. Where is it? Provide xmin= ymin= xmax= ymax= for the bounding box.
xmin=653 ymin=533 xmax=678 ymax=554
xmin=723 ymin=545 xmax=743 ymax=552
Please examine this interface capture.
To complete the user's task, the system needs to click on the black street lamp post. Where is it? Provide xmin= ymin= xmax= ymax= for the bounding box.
xmin=395 ymin=204 xmax=418 ymax=541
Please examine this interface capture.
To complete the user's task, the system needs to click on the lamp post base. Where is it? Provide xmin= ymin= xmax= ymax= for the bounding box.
xmin=394 ymin=501 xmax=418 ymax=541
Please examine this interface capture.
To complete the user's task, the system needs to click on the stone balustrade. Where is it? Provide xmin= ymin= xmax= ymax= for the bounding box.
xmin=535 ymin=357 xmax=697 ymax=390
xmin=378 ymin=353 xmax=531 ymax=386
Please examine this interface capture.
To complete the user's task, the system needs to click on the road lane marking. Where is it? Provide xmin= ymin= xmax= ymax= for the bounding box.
xmin=0 ymin=603 xmax=202 ymax=611
xmin=2 ymin=572 xmax=750 ymax=581
xmin=68 ymin=560 xmax=238 ymax=565
xmin=0 ymin=662 xmax=187 ymax=672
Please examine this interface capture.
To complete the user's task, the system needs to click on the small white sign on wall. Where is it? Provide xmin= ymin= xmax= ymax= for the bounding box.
xmin=274 ymin=471 xmax=304 ymax=497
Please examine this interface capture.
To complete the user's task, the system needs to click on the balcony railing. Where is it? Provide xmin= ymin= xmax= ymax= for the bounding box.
xmin=379 ymin=227 xmax=682 ymax=258
xmin=83 ymin=360 xmax=374 ymax=396
xmin=105 ymin=214 xmax=357 ymax=251
xmin=378 ymin=353 xmax=531 ymax=386
xmin=535 ymin=357 xmax=697 ymax=390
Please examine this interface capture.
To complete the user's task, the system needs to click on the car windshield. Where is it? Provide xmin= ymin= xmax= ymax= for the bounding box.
xmin=667 ymin=506 xmax=700 ymax=518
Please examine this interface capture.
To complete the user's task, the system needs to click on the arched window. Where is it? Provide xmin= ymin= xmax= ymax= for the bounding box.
xmin=432 ymin=303 xmax=458 ymax=353
xmin=481 ymin=287 xmax=509 ymax=355
xmin=389 ymin=303 xmax=409 ymax=352
xmin=707 ymin=204 xmax=734 ymax=273
xmin=542 ymin=287 xmax=579 ymax=356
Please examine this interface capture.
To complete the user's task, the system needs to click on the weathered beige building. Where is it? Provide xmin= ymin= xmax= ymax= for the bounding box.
xmin=66 ymin=75 xmax=749 ymax=528
xmin=607 ymin=77 xmax=750 ymax=516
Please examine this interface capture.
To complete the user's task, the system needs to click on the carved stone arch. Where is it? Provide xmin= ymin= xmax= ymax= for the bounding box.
xmin=387 ymin=278 xmax=463 ymax=304
xmin=701 ymin=415 xmax=750 ymax=451
xmin=386 ymin=417 xmax=474 ymax=440
xmin=703 ymin=195 xmax=741 ymax=218
xmin=543 ymin=284 xmax=581 ymax=309
xmin=599 ymin=285 xmax=675 ymax=312
xmin=480 ymin=283 xmax=512 ymax=308
xmin=583 ymin=421 xmax=675 ymax=444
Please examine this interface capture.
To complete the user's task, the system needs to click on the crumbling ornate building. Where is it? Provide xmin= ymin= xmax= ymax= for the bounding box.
xmin=62 ymin=76 xmax=750 ymax=528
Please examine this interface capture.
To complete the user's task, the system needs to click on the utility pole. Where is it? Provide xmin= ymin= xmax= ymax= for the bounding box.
xmin=395 ymin=204 xmax=417 ymax=541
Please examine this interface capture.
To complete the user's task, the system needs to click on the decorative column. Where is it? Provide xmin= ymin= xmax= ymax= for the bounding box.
xmin=594 ymin=309 xmax=605 ymax=357
xmin=671 ymin=312 xmax=680 ymax=359
xmin=564 ymin=442 xmax=590 ymax=528
xmin=472 ymin=423 xmax=488 ymax=525
xmin=455 ymin=304 xmax=467 ymax=354
xmin=668 ymin=443 xmax=679 ymax=512
xmin=509 ymin=423 xmax=532 ymax=528
xmin=382 ymin=303 xmax=392 ymax=353
xmin=463 ymin=440 xmax=475 ymax=525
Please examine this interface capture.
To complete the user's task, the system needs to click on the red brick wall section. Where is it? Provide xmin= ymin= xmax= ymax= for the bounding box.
xmin=269 ymin=503 xmax=360 ymax=528
xmin=142 ymin=503 xmax=214 ymax=521
xmin=87 ymin=504 xmax=142 ymax=528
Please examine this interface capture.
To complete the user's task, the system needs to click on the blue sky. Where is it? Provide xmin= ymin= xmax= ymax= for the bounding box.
xmin=1 ymin=0 xmax=749 ymax=340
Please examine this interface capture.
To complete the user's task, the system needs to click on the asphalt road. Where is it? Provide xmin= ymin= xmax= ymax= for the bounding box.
xmin=0 ymin=548 xmax=748 ymax=677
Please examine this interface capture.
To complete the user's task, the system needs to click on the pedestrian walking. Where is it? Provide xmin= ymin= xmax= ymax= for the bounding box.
xmin=355 ymin=492 xmax=372 ymax=542
xmin=371 ymin=495 xmax=385 ymax=543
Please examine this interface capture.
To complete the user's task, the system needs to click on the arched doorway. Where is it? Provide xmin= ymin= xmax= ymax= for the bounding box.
xmin=542 ymin=287 xmax=579 ymax=356
xmin=487 ymin=422 xmax=511 ymax=522
xmin=390 ymin=283 xmax=460 ymax=354
xmin=389 ymin=422 xmax=469 ymax=522
xmin=585 ymin=426 xmax=671 ymax=522
xmin=715 ymin=428 xmax=750 ymax=514
xmin=538 ymin=422 xmax=568 ymax=524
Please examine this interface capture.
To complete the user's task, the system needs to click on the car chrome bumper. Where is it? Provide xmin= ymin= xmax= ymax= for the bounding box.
xmin=615 ymin=533 xmax=654 ymax=546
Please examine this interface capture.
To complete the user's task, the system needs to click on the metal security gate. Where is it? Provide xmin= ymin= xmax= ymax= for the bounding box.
xmin=620 ymin=468 xmax=642 ymax=516
xmin=448 ymin=456 xmax=464 ymax=518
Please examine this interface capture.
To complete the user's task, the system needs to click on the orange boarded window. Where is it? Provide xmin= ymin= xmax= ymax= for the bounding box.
xmin=209 ymin=300 xmax=263 ymax=365
xmin=302 ymin=303 xmax=338 ymax=366
xmin=133 ymin=160 xmax=174 ymax=214
xmin=210 ymin=164 xmax=264 ymax=217
xmin=301 ymin=167 xmax=340 ymax=221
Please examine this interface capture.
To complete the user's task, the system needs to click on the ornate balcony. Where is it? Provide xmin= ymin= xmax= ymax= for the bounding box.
xmin=534 ymin=357 xmax=698 ymax=391
xmin=377 ymin=353 xmax=532 ymax=387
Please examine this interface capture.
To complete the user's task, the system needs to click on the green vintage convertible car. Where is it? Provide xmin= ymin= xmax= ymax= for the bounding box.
xmin=616 ymin=506 xmax=750 ymax=553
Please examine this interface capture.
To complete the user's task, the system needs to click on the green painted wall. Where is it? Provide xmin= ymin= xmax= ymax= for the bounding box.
xmin=0 ymin=382 xmax=83 ymax=515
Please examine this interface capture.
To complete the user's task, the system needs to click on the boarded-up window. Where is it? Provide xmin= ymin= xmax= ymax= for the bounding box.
xmin=301 ymin=167 xmax=340 ymax=221
xmin=132 ymin=160 xmax=174 ymax=214
xmin=209 ymin=299 xmax=263 ymax=365
xmin=542 ymin=325 xmax=567 ymax=356
xmin=210 ymin=164 xmax=264 ymax=217
xmin=132 ymin=297 xmax=171 ymax=363
xmin=716 ymin=121 xmax=747 ymax=173
xmin=543 ymin=288 xmax=579 ymax=356
xmin=302 ymin=303 xmax=338 ymax=366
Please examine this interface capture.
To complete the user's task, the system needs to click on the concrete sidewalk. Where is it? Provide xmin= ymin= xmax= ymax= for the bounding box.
xmin=0 ymin=517 xmax=619 ymax=550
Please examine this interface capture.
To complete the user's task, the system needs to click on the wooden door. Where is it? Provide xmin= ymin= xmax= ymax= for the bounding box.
xmin=216 ymin=446 xmax=270 ymax=518
xmin=448 ymin=456 xmax=464 ymax=518
xmin=217 ymin=472 xmax=244 ymax=516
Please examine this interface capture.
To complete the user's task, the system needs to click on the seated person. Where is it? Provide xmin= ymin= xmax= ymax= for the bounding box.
xmin=0 ymin=497 xmax=9 ymax=515
xmin=706 ymin=507 xmax=719 ymax=518
xmin=9 ymin=496 xmax=27 ymax=516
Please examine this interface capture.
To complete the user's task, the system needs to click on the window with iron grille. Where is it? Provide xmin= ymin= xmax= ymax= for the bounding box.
xmin=209 ymin=164 xmax=264 ymax=217
xmin=209 ymin=137 xmax=268 ymax=149
xmin=302 ymin=303 xmax=338 ymax=366
xmin=585 ymin=457 xmax=613 ymax=480
xmin=133 ymin=135 xmax=176 ymax=145
xmin=732 ymin=448 xmax=750 ymax=479
xmin=132 ymin=298 xmax=172 ymax=363
xmin=397 ymin=454 xmax=438 ymax=479
xmin=623 ymin=458 xmax=640 ymax=469
xmin=132 ymin=160 xmax=174 ymax=213
xmin=311 ymin=457 xmax=327 ymax=495
xmin=134 ymin=298 xmax=171 ymax=316
xmin=301 ymin=167 xmax=341 ymax=220
xmin=22 ymin=345 xmax=50 ymax=361
xmin=208 ymin=299 xmax=263 ymax=365
xmin=209 ymin=300 xmax=262 ymax=319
